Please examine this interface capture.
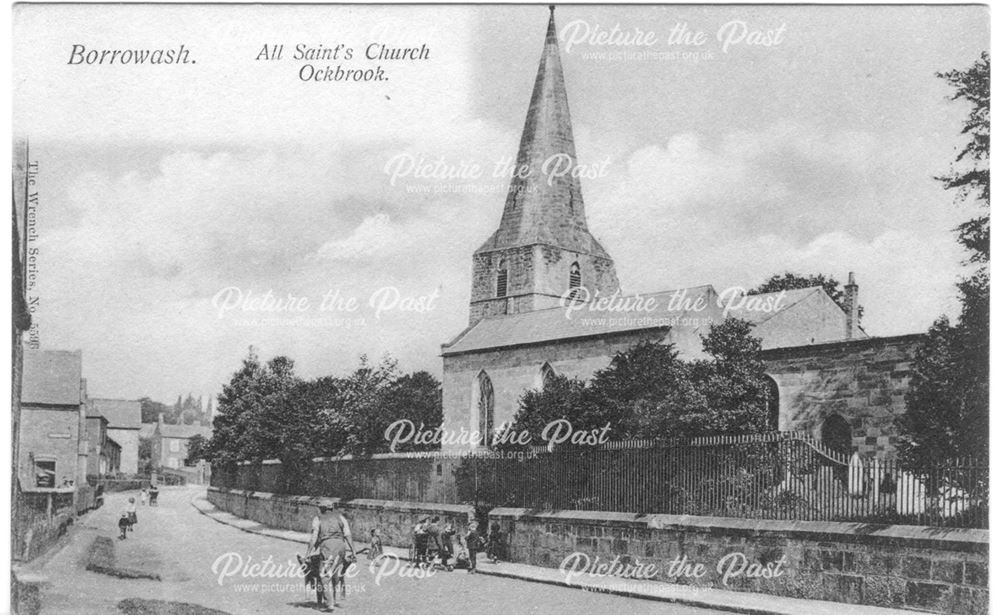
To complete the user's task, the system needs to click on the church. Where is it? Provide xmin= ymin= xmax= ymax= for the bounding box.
xmin=440 ymin=9 xmax=922 ymax=459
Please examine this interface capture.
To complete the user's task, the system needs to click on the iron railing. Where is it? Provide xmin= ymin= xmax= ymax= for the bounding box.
xmin=212 ymin=434 xmax=988 ymax=528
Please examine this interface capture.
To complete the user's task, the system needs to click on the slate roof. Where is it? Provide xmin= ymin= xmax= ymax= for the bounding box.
xmin=90 ymin=398 xmax=142 ymax=430
xmin=443 ymin=285 xmax=853 ymax=357
xmin=21 ymin=350 xmax=83 ymax=406
xmin=725 ymin=287 xmax=823 ymax=324
xmin=158 ymin=423 xmax=212 ymax=439
xmin=443 ymin=285 xmax=722 ymax=356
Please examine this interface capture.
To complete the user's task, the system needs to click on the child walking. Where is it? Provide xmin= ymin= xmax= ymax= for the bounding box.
xmin=368 ymin=528 xmax=383 ymax=561
xmin=126 ymin=497 xmax=138 ymax=531
xmin=118 ymin=512 xmax=130 ymax=540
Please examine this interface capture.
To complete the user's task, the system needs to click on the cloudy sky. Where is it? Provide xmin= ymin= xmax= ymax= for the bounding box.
xmin=13 ymin=4 xmax=988 ymax=404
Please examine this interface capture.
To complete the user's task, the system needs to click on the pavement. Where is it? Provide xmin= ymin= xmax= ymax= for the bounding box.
xmin=190 ymin=492 xmax=918 ymax=615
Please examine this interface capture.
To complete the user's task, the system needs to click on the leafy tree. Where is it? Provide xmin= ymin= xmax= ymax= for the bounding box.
xmin=508 ymin=374 xmax=591 ymax=446
xmin=898 ymin=53 xmax=989 ymax=466
xmin=205 ymin=348 xmax=300 ymax=465
xmin=185 ymin=434 xmax=207 ymax=465
xmin=587 ymin=341 xmax=703 ymax=440
xmin=376 ymin=371 xmax=444 ymax=453
xmin=687 ymin=318 xmax=771 ymax=435
xmin=139 ymin=397 xmax=170 ymax=424
xmin=937 ymin=52 xmax=989 ymax=262
xmin=749 ymin=272 xmax=861 ymax=320
xmin=508 ymin=319 xmax=771 ymax=444
xmin=138 ymin=437 xmax=154 ymax=474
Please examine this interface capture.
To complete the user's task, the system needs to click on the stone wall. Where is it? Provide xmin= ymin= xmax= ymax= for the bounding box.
xmin=218 ymin=455 xmax=463 ymax=504
xmin=207 ymin=486 xmax=475 ymax=549
xmin=490 ymin=508 xmax=988 ymax=615
xmin=762 ymin=334 xmax=924 ymax=457
xmin=441 ymin=329 xmax=665 ymax=449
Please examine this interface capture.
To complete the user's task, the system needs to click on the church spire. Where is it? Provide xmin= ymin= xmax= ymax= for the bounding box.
xmin=468 ymin=8 xmax=619 ymax=325
xmin=477 ymin=6 xmax=608 ymax=258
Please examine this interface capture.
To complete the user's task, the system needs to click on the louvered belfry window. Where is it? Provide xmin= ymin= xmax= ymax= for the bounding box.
xmin=569 ymin=261 xmax=581 ymax=291
xmin=496 ymin=261 xmax=508 ymax=297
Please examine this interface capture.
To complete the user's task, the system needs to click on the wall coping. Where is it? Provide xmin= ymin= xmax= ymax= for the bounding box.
xmin=208 ymin=486 xmax=474 ymax=516
xmin=488 ymin=507 xmax=988 ymax=552
xmin=760 ymin=332 xmax=926 ymax=360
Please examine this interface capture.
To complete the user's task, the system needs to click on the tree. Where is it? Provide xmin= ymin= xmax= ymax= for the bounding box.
xmin=897 ymin=53 xmax=989 ymax=466
xmin=687 ymin=318 xmax=771 ymax=435
xmin=139 ymin=397 xmax=169 ymax=424
xmin=376 ymin=371 xmax=443 ymax=453
xmin=508 ymin=374 xmax=591 ymax=446
xmin=138 ymin=437 xmax=153 ymax=474
xmin=205 ymin=348 xmax=300 ymax=465
xmin=507 ymin=319 xmax=771 ymax=445
xmin=186 ymin=434 xmax=207 ymax=465
xmin=937 ymin=51 xmax=989 ymax=263
xmin=749 ymin=272 xmax=861 ymax=320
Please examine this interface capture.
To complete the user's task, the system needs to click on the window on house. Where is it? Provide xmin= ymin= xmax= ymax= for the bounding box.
xmin=496 ymin=261 xmax=508 ymax=297
xmin=169 ymin=440 xmax=180 ymax=453
xmin=34 ymin=459 xmax=56 ymax=488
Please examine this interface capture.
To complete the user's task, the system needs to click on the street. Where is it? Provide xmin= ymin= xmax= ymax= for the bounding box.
xmin=36 ymin=487 xmax=729 ymax=615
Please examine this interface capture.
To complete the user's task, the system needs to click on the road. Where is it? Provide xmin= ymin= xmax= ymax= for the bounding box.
xmin=36 ymin=486 xmax=730 ymax=615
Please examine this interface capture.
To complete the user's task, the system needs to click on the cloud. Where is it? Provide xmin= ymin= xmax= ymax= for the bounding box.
xmin=578 ymin=121 xmax=966 ymax=336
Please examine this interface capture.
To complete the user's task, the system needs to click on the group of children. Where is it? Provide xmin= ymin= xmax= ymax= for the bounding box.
xmin=408 ymin=517 xmax=505 ymax=573
xmin=117 ymin=485 xmax=159 ymax=540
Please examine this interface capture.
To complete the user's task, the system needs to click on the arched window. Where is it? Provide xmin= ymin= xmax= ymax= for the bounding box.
xmin=569 ymin=262 xmax=581 ymax=289
xmin=496 ymin=260 xmax=508 ymax=298
xmin=765 ymin=375 xmax=780 ymax=431
xmin=821 ymin=414 xmax=852 ymax=457
xmin=540 ymin=363 xmax=557 ymax=389
xmin=477 ymin=371 xmax=495 ymax=449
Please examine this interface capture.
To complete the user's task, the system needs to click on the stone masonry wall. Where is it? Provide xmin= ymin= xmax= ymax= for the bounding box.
xmin=491 ymin=508 xmax=988 ymax=615
xmin=207 ymin=487 xmax=474 ymax=550
xmin=762 ymin=334 xmax=924 ymax=458
xmin=441 ymin=329 xmax=664 ymax=450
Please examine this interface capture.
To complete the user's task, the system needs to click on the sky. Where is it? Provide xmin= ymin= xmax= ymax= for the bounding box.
xmin=12 ymin=4 xmax=989 ymax=404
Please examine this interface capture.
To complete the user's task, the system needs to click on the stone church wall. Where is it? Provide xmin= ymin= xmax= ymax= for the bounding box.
xmin=763 ymin=333 xmax=924 ymax=458
xmin=441 ymin=330 xmax=665 ymax=448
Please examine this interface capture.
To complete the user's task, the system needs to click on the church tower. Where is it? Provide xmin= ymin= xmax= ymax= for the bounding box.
xmin=468 ymin=7 xmax=620 ymax=325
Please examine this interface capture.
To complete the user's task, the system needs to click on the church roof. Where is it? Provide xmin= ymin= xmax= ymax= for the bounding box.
xmin=443 ymin=285 xmax=723 ymax=357
xmin=445 ymin=284 xmax=861 ymax=356
xmin=726 ymin=287 xmax=823 ymax=324
xmin=475 ymin=7 xmax=610 ymax=259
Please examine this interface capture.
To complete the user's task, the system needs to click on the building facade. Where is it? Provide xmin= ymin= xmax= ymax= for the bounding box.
xmin=152 ymin=414 xmax=211 ymax=470
xmin=18 ymin=350 xmax=87 ymax=491
xmin=90 ymin=398 xmax=142 ymax=474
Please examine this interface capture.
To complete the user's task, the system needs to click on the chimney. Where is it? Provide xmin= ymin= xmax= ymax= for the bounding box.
xmin=158 ymin=412 xmax=165 ymax=427
xmin=845 ymin=272 xmax=860 ymax=339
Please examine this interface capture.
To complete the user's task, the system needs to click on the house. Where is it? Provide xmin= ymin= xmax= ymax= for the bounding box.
xmin=152 ymin=414 xmax=211 ymax=470
xmin=84 ymin=403 xmax=121 ymax=476
xmin=18 ymin=350 xmax=87 ymax=493
xmin=89 ymin=398 xmax=142 ymax=474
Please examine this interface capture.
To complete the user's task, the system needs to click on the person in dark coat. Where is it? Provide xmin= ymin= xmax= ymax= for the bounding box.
xmin=464 ymin=521 xmax=484 ymax=573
